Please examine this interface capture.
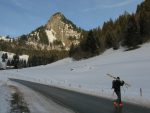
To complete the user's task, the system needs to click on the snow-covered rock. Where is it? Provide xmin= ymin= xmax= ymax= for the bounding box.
xmin=45 ymin=29 xmax=56 ymax=43
xmin=0 ymin=36 xmax=13 ymax=42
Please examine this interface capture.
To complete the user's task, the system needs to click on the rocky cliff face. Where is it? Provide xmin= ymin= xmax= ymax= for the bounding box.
xmin=26 ymin=12 xmax=82 ymax=50
xmin=46 ymin=12 xmax=80 ymax=40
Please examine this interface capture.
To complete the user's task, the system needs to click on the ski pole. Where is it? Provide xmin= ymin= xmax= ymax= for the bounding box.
xmin=122 ymin=86 xmax=126 ymax=93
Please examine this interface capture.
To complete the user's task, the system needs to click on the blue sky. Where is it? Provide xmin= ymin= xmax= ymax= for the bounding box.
xmin=0 ymin=0 xmax=144 ymax=37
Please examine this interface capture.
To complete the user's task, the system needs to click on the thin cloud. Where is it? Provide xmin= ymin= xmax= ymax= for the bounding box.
xmin=11 ymin=0 xmax=24 ymax=8
xmin=10 ymin=0 xmax=32 ymax=10
xmin=102 ymin=0 xmax=138 ymax=8
xmin=82 ymin=0 xmax=138 ymax=12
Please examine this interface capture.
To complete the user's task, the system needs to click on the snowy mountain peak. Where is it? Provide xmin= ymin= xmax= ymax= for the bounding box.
xmin=51 ymin=12 xmax=65 ymax=19
xmin=0 ymin=12 xmax=83 ymax=51
xmin=44 ymin=12 xmax=81 ymax=49
xmin=24 ymin=12 xmax=82 ymax=50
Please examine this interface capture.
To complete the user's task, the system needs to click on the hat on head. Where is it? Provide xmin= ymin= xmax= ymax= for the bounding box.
xmin=117 ymin=77 xmax=120 ymax=79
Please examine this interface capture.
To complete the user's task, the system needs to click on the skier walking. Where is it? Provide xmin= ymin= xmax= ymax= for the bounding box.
xmin=112 ymin=77 xmax=124 ymax=104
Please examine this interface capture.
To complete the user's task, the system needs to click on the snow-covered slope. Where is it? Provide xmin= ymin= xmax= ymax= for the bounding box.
xmin=1 ymin=43 xmax=150 ymax=108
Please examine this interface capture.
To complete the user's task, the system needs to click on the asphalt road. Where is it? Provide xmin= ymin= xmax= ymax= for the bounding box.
xmin=10 ymin=78 xmax=150 ymax=113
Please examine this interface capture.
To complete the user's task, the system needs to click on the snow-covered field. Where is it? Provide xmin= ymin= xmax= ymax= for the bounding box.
xmin=0 ymin=42 xmax=150 ymax=112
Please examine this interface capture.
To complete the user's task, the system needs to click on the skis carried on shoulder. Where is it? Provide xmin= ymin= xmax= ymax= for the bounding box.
xmin=107 ymin=73 xmax=131 ymax=88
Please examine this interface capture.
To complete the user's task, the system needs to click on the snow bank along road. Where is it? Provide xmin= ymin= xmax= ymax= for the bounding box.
xmin=10 ymin=78 xmax=150 ymax=113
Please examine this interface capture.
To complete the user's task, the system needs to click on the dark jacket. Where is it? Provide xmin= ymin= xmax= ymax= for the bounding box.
xmin=112 ymin=79 xmax=124 ymax=92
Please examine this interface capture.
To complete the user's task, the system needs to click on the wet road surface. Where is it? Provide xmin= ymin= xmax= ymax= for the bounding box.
xmin=10 ymin=79 xmax=150 ymax=113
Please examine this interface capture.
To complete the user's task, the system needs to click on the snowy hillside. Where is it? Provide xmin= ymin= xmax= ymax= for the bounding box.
xmin=0 ymin=36 xmax=13 ymax=42
xmin=1 ymin=43 xmax=150 ymax=108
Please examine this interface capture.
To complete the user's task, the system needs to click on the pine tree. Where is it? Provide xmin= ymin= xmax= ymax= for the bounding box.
xmin=13 ymin=54 xmax=19 ymax=69
xmin=123 ymin=14 xmax=141 ymax=48
xmin=136 ymin=0 xmax=150 ymax=41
